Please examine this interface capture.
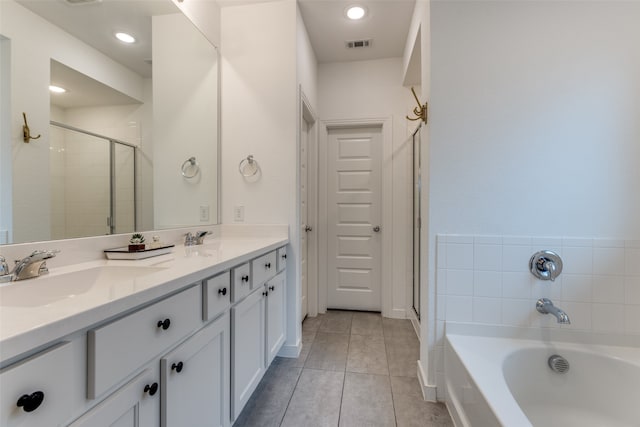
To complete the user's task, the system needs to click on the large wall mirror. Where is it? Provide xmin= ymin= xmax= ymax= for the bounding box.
xmin=0 ymin=0 xmax=220 ymax=245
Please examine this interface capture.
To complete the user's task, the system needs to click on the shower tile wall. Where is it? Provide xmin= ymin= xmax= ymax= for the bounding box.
xmin=433 ymin=234 xmax=640 ymax=392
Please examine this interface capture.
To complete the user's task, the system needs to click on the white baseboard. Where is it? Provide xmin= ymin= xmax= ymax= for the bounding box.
xmin=417 ymin=359 xmax=437 ymax=402
xmin=385 ymin=308 xmax=407 ymax=319
xmin=277 ymin=341 xmax=301 ymax=358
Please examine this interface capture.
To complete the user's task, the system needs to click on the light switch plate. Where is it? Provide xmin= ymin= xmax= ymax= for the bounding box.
xmin=200 ymin=205 xmax=210 ymax=222
xmin=233 ymin=206 xmax=244 ymax=222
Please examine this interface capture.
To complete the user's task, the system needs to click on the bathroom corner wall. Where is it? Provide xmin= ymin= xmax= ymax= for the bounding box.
xmin=427 ymin=0 xmax=640 ymax=399
xmin=433 ymin=234 xmax=640 ymax=394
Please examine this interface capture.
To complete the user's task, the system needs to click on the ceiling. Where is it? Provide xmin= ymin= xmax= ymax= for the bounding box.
xmin=298 ymin=0 xmax=415 ymax=63
xmin=50 ymin=60 xmax=141 ymax=109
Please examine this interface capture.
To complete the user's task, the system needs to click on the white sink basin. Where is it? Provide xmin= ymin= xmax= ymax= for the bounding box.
xmin=0 ymin=266 xmax=166 ymax=307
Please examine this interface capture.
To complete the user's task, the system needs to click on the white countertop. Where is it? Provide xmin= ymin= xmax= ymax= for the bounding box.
xmin=0 ymin=234 xmax=288 ymax=363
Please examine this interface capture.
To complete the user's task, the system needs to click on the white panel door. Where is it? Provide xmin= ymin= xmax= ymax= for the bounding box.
xmin=327 ymin=126 xmax=382 ymax=311
xmin=300 ymin=118 xmax=309 ymax=319
xmin=265 ymin=272 xmax=286 ymax=365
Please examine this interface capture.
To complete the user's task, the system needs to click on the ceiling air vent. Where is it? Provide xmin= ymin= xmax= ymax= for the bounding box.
xmin=345 ymin=39 xmax=372 ymax=49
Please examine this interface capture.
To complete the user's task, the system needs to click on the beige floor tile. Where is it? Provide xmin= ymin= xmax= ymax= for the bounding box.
xmin=280 ymin=369 xmax=344 ymax=427
xmin=339 ymin=372 xmax=395 ymax=427
xmin=391 ymin=376 xmax=453 ymax=427
xmin=346 ymin=334 xmax=388 ymax=375
xmin=305 ymin=332 xmax=349 ymax=371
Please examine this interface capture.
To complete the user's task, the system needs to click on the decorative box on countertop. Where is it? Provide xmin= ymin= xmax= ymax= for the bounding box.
xmin=104 ymin=244 xmax=175 ymax=260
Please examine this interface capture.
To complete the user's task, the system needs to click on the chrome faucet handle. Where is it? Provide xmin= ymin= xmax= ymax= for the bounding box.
xmin=530 ymin=250 xmax=563 ymax=281
xmin=195 ymin=231 xmax=211 ymax=245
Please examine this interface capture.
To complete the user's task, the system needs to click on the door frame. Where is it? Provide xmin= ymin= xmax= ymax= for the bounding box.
xmin=318 ymin=117 xmax=393 ymax=316
xmin=299 ymin=89 xmax=319 ymax=318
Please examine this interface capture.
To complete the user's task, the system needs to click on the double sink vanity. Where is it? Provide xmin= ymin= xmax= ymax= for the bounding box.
xmin=0 ymin=227 xmax=289 ymax=427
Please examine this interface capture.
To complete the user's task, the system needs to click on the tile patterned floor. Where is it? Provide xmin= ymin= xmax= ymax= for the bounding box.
xmin=234 ymin=310 xmax=454 ymax=427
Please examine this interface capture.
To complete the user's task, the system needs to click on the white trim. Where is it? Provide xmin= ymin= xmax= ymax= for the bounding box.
xmin=318 ymin=117 xmax=393 ymax=315
xmin=277 ymin=341 xmax=302 ymax=358
xmin=299 ymin=89 xmax=319 ymax=318
xmin=417 ymin=359 xmax=437 ymax=402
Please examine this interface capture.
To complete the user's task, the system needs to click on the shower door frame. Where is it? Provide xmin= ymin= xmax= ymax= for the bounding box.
xmin=50 ymin=121 xmax=138 ymax=235
xmin=412 ymin=123 xmax=422 ymax=320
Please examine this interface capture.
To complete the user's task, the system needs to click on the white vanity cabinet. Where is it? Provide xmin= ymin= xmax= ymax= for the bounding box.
xmin=265 ymin=272 xmax=286 ymax=366
xmin=68 ymin=367 xmax=160 ymax=427
xmin=161 ymin=311 xmax=230 ymax=427
xmin=231 ymin=289 xmax=266 ymax=420
xmin=1 ymin=240 xmax=287 ymax=427
xmin=231 ymin=248 xmax=287 ymax=421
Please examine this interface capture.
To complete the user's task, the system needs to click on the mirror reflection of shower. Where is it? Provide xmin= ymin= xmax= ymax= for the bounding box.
xmin=50 ymin=122 xmax=136 ymax=239
xmin=47 ymin=59 xmax=145 ymax=240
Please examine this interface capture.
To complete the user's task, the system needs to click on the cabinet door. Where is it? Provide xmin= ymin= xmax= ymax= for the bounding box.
xmin=161 ymin=312 xmax=230 ymax=427
xmin=265 ymin=272 xmax=286 ymax=365
xmin=0 ymin=341 xmax=79 ymax=427
xmin=231 ymin=290 xmax=265 ymax=421
xmin=68 ymin=368 xmax=159 ymax=427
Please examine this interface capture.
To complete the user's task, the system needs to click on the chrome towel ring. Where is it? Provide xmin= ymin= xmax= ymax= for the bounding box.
xmin=239 ymin=155 xmax=259 ymax=177
xmin=181 ymin=157 xmax=200 ymax=179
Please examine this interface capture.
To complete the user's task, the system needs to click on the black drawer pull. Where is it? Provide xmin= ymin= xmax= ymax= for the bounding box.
xmin=282 ymin=254 xmax=287 ymax=259
xmin=171 ymin=361 xmax=184 ymax=373
xmin=241 ymin=275 xmax=249 ymax=282
xmin=218 ymin=287 xmax=227 ymax=296
xmin=144 ymin=382 xmax=158 ymax=396
xmin=157 ymin=319 xmax=171 ymax=330
xmin=265 ymin=263 xmax=271 ymax=269
xmin=269 ymin=285 xmax=275 ymax=291
xmin=263 ymin=291 xmax=268 ymax=296
xmin=16 ymin=391 xmax=44 ymax=413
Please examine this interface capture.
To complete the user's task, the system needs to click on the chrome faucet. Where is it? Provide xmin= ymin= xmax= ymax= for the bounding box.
xmin=0 ymin=250 xmax=60 ymax=283
xmin=195 ymin=231 xmax=211 ymax=245
xmin=536 ymin=298 xmax=571 ymax=324
xmin=184 ymin=232 xmax=197 ymax=246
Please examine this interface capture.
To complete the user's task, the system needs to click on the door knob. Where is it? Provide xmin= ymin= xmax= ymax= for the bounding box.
xmin=304 ymin=225 xmax=312 ymax=232
xmin=373 ymin=226 xmax=381 ymax=232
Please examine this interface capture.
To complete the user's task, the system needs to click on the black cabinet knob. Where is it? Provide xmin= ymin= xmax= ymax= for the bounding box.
xmin=171 ymin=361 xmax=184 ymax=373
xmin=218 ymin=287 xmax=227 ymax=296
xmin=282 ymin=254 xmax=287 ymax=259
xmin=263 ymin=291 xmax=268 ymax=296
xmin=157 ymin=319 xmax=171 ymax=330
xmin=144 ymin=382 xmax=158 ymax=396
xmin=16 ymin=391 xmax=44 ymax=413
xmin=265 ymin=263 xmax=271 ymax=269
xmin=241 ymin=275 xmax=249 ymax=282
xmin=269 ymin=285 xmax=275 ymax=291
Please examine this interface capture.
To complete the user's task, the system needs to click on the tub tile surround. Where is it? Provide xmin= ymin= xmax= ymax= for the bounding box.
xmin=435 ymin=234 xmax=640 ymax=394
xmin=0 ymin=224 xmax=288 ymax=362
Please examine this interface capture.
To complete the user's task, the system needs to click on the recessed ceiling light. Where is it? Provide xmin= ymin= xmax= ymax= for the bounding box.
xmin=49 ymin=85 xmax=67 ymax=93
xmin=115 ymin=32 xmax=136 ymax=44
xmin=346 ymin=5 xmax=367 ymax=20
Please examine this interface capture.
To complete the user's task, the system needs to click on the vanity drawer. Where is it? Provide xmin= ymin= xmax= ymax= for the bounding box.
xmin=231 ymin=263 xmax=251 ymax=303
xmin=203 ymin=271 xmax=231 ymax=321
xmin=88 ymin=285 xmax=201 ymax=399
xmin=1 ymin=342 xmax=78 ymax=427
xmin=252 ymin=251 xmax=277 ymax=288
xmin=277 ymin=247 xmax=287 ymax=272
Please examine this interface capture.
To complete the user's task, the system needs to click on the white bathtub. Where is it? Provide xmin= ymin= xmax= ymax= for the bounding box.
xmin=444 ymin=333 xmax=640 ymax=427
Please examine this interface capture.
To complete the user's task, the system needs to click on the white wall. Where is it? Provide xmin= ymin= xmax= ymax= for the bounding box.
xmin=318 ymin=58 xmax=416 ymax=318
xmin=296 ymin=7 xmax=317 ymax=112
xmin=153 ymin=13 xmax=219 ymax=229
xmin=172 ymin=0 xmax=221 ymax=48
xmin=0 ymin=37 xmax=10 ymax=244
xmin=426 ymin=0 xmax=640 ymax=398
xmin=221 ymin=0 xmax=301 ymax=354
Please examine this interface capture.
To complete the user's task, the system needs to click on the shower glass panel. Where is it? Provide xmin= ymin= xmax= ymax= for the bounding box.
xmin=412 ymin=125 xmax=422 ymax=320
xmin=50 ymin=123 xmax=136 ymax=239
xmin=113 ymin=143 xmax=136 ymax=235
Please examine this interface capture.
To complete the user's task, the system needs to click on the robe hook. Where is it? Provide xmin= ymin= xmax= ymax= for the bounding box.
xmin=22 ymin=112 xmax=41 ymax=143
xmin=406 ymin=87 xmax=427 ymax=123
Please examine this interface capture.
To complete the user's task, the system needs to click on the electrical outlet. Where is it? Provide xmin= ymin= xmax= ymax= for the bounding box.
xmin=233 ymin=206 xmax=244 ymax=222
xmin=199 ymin=205 xmax=210 ymax=222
